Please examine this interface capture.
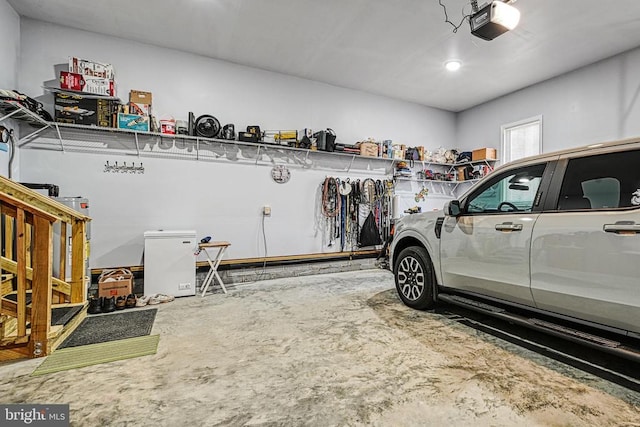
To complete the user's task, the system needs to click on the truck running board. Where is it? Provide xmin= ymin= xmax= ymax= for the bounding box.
xmin=528 ymin=318 xmax=620 ymax=348
xmin=437 ymin=293 xmax=640 ymax=363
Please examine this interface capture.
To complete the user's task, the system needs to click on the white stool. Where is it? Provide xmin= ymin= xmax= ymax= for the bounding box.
xmin=199 ymin=241 xmax=231 ymax=296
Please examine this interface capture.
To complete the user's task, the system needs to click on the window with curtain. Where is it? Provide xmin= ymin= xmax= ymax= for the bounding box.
xmin=501 ymin=115 xmax=542 ymax=163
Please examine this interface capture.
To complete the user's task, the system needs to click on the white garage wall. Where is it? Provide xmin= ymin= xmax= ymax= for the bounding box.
xmin=18 ymin=19 xmax=455 ymax=148
xmin=0 ymin=0 xmax=20 ymax=177
xmin=16 ymin=18 xmax=456 ymax=268
xmin=19 ymin=147 xmax=395 ymax=267
xmin=0 ymin=1 xmax=19 ymax=90
xmin=457 ymin=46 xmax=640 ymax=156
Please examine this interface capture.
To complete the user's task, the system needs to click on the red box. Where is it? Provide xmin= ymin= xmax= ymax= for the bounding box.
xmin=60 ymin=71 xmax=115 ymax=97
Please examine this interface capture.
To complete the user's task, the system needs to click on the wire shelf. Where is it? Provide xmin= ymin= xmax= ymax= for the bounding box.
xmin=5 ymin=109 xmax=398 ymax=174
xmin=0 ymin=100 xmax=49 ymax=125
xmin=2 ymin=102 xmax=490 ymax=181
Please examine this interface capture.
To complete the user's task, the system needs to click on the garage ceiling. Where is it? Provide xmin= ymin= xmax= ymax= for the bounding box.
xmin=8 ymin=0 xmax=640 ymax=112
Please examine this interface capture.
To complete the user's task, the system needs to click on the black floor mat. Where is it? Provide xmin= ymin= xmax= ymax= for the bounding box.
xmin=59 ymin=308 xmax=157 ymax=349
xmin=51 ymin=305 xmax=83 ymax=326
xmin=4 ymin=294 xmax=81 ymax=326
xmin=3 ymin=293 xmax=32 ymax=306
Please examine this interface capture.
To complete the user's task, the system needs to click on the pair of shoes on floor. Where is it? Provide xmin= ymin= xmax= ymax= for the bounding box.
xmin=150 ymin=293 xmax=175 ymax=305
xmin=136 ymin=293 xmax=175 ymax=307
xmin=136 ymin=295 xmax=151 ymax=307
xmin=125 ymin=293 xmax=137 ymax=308
xmin=88 ymin=294 xmax=137 ymax=314
xmin=115 ymin=295 xmax=127 ymax=310
xmin=87 ymin=296 xmax=117 ymax=314
xmin=116 ymin=293 xmax=138 ymax=310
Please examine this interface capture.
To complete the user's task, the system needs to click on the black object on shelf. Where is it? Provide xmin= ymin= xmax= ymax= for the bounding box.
xmin=245 ymin=125 xmax=263 ymax=142
xmin=238 ymin=131 xmax=258 ymax=143
xmin=313 ymin=128 xmax=336 ymax=152
xmin=221 ymin=124 xmax=235 ymax=140
xmin=194 ymin=115 xmax=221 ymax=138
xmin=188 ymin=111 xmax=195 ymax=136
xmin=20 ymin=182 xmax=59 ymax=197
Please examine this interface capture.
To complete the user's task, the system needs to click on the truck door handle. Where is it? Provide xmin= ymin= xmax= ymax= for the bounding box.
xmin=603 ymin=221 xmax=640 ymax=235
xmin=495 ymin=222 xmax=523 ymax=232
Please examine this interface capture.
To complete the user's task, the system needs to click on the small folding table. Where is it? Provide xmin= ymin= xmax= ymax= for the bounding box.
xmin=198 ymin=241 xmax=231 ymax=296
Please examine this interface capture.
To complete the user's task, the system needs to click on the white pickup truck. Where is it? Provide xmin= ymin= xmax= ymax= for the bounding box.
xmin=390 ymin=137 xmax=640 ymax=361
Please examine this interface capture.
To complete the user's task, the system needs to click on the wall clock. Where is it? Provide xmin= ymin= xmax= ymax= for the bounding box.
xmin=0 ymin=126 xmax=11 ymax=144
xmin=271 ymin=165 xmax=291 ymax=184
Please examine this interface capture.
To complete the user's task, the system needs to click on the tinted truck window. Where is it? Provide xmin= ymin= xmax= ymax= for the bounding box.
xmin=558 ymin=149 xmax=640 ymax=210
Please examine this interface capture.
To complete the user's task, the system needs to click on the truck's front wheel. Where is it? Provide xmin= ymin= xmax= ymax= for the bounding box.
xmin=394 ymin=246 xmax=436 ymax=310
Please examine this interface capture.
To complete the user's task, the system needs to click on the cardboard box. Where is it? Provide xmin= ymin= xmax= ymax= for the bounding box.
xmin=129 ymin=90 xmax=152 ymax=116
xmin=359 ymin=142 xmax=378 ymax=157
xmin=54 ymin=92 xmax=115 ymax=127
xmin=98 ymin=268 xmax=133 ymax=298
xmin=60 ymin=71 xmax=115 ymax=97
xmin=472 ymin=147 xmax=497 ymax=161
xmin=117 ymin=113 xmax=150 ymax=132
xmin=69 ymin=56 xmax=115 ymax=79
xmin=129 ymin=90 xmax=152 ymax=105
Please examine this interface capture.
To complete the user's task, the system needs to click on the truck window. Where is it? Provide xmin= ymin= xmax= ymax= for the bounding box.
xmin=557 ymin=149 xmax=640 ymax=210
xmin=467 ymin=163 xmax=546 ymax=213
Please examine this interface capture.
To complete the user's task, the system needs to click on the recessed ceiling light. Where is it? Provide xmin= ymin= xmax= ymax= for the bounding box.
xmin=445 ymin=60 xmax=462 ymax=72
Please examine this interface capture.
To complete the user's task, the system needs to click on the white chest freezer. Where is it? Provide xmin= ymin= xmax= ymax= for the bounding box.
xmin=144 ymin=230 xmax=197 ymax=297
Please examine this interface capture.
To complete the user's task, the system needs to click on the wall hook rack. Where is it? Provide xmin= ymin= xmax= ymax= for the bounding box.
xmin=103 ymin=160 xmax=145 ymax=174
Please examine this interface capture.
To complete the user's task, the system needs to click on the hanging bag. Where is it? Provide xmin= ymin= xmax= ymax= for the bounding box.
xmin=359 ymin=210 xmax=382 ymax=247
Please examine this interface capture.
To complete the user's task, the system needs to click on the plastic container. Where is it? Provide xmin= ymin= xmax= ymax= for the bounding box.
xmin=160 ymin=115 xmax=176 ymax=135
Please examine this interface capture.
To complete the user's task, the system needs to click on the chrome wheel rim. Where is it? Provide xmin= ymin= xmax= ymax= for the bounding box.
xmin=397 ymin=255 xmax=425 ymax=301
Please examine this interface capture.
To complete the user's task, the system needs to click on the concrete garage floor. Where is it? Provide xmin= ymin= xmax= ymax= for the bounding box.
xmin=2 ymin=269 xmax=640 ymax=426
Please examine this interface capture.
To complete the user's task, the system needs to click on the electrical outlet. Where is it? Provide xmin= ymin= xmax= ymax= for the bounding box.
xmin=178 ymin=283 xmax=192 ymax=290
xmin=263 ymin=205 xmax=271 ymax=216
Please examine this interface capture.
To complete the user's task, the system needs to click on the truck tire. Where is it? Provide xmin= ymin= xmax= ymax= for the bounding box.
xmin=394 ymin=246 xmax=436 ymax=310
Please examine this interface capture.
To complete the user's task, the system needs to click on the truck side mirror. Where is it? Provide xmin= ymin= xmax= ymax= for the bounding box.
xmin=445 ymin=200 xmax=462 ymax=217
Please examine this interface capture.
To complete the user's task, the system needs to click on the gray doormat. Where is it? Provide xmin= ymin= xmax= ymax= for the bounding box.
xmin=59 ymin=308 xmax=157 ymax=349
